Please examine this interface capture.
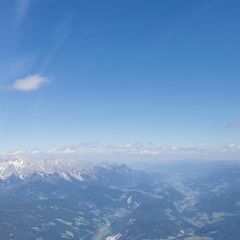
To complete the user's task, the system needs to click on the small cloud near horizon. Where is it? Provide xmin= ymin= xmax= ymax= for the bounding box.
xmin=226 ymin=119 xmax=240 ymax=128
xmin=0 ymin=74 xmax=50 ymax=92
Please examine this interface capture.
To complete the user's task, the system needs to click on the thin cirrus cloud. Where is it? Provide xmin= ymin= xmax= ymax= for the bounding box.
xmin=0 ymin=74 xmax=50 ymax=92
xmin=16 ymin=0 xmax=31 ymax=24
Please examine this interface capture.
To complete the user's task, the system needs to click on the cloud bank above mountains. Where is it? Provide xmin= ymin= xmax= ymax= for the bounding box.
xmin=1 ymin=143 xmax=240 ymax=163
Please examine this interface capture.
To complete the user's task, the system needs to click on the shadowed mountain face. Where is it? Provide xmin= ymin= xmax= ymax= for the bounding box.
xmin=0 ymin=161 xmax=240 ymax=239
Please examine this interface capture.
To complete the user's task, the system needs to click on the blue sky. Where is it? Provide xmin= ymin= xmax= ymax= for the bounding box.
xmin=0 ymin=0 xmax=240 ymax=157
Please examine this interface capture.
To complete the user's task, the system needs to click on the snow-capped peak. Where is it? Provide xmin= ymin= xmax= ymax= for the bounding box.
xmin=0 ymin=155 xmax=93 ymax=181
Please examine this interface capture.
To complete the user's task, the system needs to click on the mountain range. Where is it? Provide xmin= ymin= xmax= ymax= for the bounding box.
xmin=0 ymin=158 xmax=240 ymax=239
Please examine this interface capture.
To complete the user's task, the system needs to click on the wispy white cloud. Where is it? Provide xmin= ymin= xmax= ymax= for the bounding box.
xmin=0 ymin=74 xmax=50 ymax=92
xmin=12 ymin=74 xmax=50 ymax=91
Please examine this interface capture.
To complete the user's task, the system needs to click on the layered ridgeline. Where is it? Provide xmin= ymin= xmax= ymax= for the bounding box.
xmin=0 ymin=157 xmax=240 ymax=239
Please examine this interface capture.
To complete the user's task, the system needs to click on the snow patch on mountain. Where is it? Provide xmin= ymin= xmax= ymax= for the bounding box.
xmin=106 ymin=233 xmax=122 ymax=240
